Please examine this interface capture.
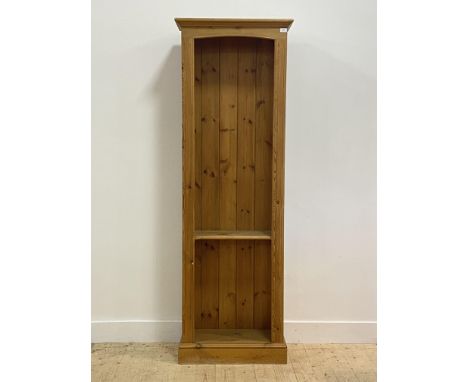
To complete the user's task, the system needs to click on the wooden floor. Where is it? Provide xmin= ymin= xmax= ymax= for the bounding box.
xmin=91 ymin=343 xmax=376 ymax=381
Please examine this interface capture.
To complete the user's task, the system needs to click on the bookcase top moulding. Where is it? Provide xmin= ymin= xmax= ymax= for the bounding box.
xmin=174 ymin=18 xmax=294 ymax=31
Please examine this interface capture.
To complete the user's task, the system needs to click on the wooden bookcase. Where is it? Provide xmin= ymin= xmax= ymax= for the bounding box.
xmin=175 ymin=18 xmax=293 ymax=364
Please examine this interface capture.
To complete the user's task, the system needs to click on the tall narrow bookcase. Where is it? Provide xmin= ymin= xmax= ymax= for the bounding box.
xmin=175 ymin=18 xmax=293 ymax=364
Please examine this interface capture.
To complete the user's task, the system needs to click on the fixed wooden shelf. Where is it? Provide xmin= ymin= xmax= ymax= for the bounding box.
xmin=194 ymin=230 xmax=271 ymax=241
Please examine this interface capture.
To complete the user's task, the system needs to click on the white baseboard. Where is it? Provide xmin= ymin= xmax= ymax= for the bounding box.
xmin=284 ymin=320 xmax=376 ymax=343
xmin=92 ymin=320 xmax=376 ymax=344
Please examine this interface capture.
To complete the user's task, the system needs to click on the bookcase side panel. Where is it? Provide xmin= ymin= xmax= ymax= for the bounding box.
xmin=271 ymin=38 xmax=287 ymax=343
xmin=181 ymin=35 xmax=196 ymax=343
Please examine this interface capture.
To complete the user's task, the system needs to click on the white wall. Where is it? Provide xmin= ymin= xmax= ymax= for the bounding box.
xmin=92 ymin=0 xmax=376 ymax=343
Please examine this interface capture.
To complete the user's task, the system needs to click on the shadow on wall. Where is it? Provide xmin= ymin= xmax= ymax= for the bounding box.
xmin=146 ymin=45 xmax=182 ymax=326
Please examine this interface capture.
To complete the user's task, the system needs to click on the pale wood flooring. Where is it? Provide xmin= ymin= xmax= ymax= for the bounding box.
xmin=92 ymin=343 xmax=376 ymax=381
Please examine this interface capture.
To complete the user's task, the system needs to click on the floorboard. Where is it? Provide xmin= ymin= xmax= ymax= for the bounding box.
xmin=91 ymin=343 xmax=376 ymax=381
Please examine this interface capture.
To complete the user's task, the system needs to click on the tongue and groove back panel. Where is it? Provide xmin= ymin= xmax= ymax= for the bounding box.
xmin=193 ymin=37 xmax=274 ymax=331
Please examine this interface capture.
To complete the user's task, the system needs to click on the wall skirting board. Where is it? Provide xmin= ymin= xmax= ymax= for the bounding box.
xmin=91 ymin=320 xmax=376 ymax=344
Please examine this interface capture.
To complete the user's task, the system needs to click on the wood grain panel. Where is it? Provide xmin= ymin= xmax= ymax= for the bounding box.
xmin=194 ymin=329 xmax=270 ymax=344
xmin=254 ymin=39 xmax=273 ymax=231
xmin=218 ymin=38 xmax=238 ymax=329
xmin=218 ymin=242 xmax=236 ymax=328
xmin=236 ymin=240 xmax=254 ymax=328
xmin=254 ymin=241 xmax=271 ymax=329
xmin=200 ymin=240 xmax=219 ymax=328
xmin=194 ymin=42 xmax=203 ymax=329
xmin=254 ymin=39 xmax=274 ymax=330
xmin=194 ymin=230 xmax=270 ymax=240
xmin=181 ymin=35 xmax=195 ymax=343
xmin=194 ymin=241 xmax=202 ymax=328
xmin=193 ymin=36 xmax=280 ymax=335
xmin=219 ymin=38 xmax=238 ymax=229
xmin=182 ymin=28 xmax=287 ymax=41
xmin=200 ymin=39 xmax=220 ymax=329
xmin=194 ymin=42 xmax=202 ymax=230
xmin=271 ymin=38 xmax=287 ymax=342
xmin=179 ymin=346 xmax=287 ymax=364
xmin=236 ymin=38 xmax=256 ymax=229
xmin=236 ymin=38 xmax=257 ymax=329
xmin=201 ymin=39 xmax=220 ymax=230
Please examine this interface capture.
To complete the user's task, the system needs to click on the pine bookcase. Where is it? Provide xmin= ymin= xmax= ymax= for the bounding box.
xmin=175 ymin=18 xmax=293 ymax=364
